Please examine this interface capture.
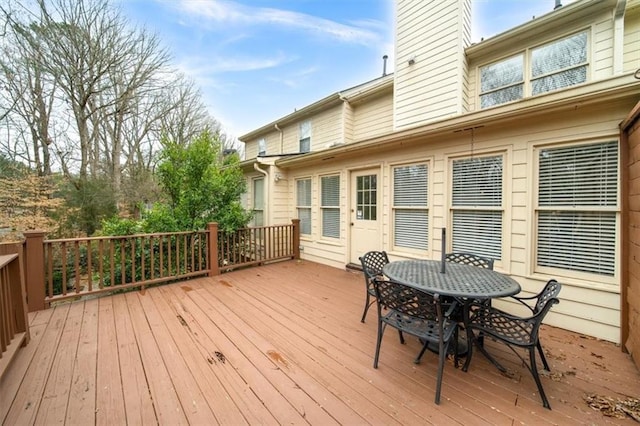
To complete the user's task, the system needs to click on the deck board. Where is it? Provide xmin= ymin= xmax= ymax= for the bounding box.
xmin=2 ymin=260 xmax=639 ymax=425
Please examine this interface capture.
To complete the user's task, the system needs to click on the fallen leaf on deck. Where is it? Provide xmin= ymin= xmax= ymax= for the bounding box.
xmin=584 ymin=394 xmax=640 ymax=422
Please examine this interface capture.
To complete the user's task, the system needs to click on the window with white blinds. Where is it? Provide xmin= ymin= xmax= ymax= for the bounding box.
xmin=451 ymin=155 xmax=503 ymax=260
xmin=258 ymin=138 xmax=266 ymax=156
xmin=536 ymin=141 xmax=618 ymax=276
xmin=321 ymin=175 xmax=340 ymax=238
xmin=253 ymin=178 xmax=264 ymax=226
xmin=393 ymin=164 xmax=428 ymax=250
xmin=296 ymin=178 xmax=312 ymax=235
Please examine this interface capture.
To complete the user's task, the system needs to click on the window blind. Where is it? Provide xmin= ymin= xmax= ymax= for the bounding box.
xmin=393 ymin=164 xmax=428 ymax=250
xmin=321 ymin=175 xmax=340 ymax=238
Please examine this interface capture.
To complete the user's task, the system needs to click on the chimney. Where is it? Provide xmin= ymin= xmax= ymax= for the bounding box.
xmin=382 ymin=55 xmax=388 ymax=77
xmin=554 ymin=0 xmax=562 ymax=9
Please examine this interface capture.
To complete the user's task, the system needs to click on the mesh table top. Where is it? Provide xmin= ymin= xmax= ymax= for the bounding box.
xmin=383 ymin=260 xmax=521 ymax=298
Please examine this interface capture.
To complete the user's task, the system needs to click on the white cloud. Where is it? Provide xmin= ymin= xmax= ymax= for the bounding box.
xmin=177 ymin=51 xmax=292 ymax=75
xmin=168 ymin=0 xmax=381 ymax=46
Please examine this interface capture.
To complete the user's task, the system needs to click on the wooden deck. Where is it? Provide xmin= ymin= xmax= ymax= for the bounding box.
xmin=2 ymin=260 xmax=639 ymax=425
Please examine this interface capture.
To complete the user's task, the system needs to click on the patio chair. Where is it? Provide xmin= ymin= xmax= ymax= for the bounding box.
xmin=372 ymin=278 xmax=459 ymax=404
xmin=445 ymin=252 xmax=494 ymax=270
xmin=358 ymin=251 xmax=390 ymax=323
xmin=462 ymin=279 xmax=562 ymax=409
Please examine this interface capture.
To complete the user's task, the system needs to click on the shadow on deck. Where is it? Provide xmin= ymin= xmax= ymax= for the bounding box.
xmin=2 ymin=260 xmax=639 ymax=425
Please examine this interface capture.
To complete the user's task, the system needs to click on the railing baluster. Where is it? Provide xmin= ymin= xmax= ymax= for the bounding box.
xmin=87 ymin=240 xmax=93 ymax=293
xmin=61 ymin=242 xmax=67 ymax=296
xmin=74 ymin=241 xmax=80 ymax=293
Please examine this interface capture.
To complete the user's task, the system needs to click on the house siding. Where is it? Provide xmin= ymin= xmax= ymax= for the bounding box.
xmin=394 ymin=0 xmax=470 ymax=129
xmin=352 ymin=92 xmax=393 ymax=141
xmin=624 ymin=6 xmax=640 ymax=73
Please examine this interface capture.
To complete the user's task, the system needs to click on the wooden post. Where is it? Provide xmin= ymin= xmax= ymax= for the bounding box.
xmin=9 ymin=246 xmax=29 ymax=344
xmin=291 ymin=219 xmax=300 ymax=260
xmin=23 ymin=231 xmax=46 ymax=312
xmin=208 ymin=223 xmax=220 ymax=276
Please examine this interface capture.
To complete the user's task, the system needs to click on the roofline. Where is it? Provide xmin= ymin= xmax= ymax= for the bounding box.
xmin=466 ymin=0 xmax=619 ymax=59
xmin=238 ymin=73 xmax=395 ymax=141
xmin=276 ymin=73 xmax=639 ymax=168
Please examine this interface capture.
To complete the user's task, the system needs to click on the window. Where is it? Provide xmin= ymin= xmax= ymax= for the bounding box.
xmin=356 ymin=174 xmax=377 ymax=220
xmin=258 ymin=138 xmax=266 ymax=156
xmin=253 ymin=178 xmax=264 ymax=226
xmin=393 ymin=164 xmax=428 ymax=250
xmin=451 ymin=155 xmax=503 ymax=260
xmin=321 ymin=175 xmax=340 ymax=238
xmin=531 ymin=31 xmax=587 ymax=95
xmin=299 ymin=120 xmax=311 ymax=153
xmin=536 ymin=141 xmax=618 ymax=276
xmin=480 ymin=54 xmax=524 ymax=109
xmin=296 ymin=178 xmax=312 ymax=235
xmin=479 ymin=30 xmax=588 ymax=108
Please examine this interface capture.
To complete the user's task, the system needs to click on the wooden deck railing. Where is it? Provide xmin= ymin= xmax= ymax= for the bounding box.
xmin=17 ymin=220 xmax=300 ymax=310
xmin=0 ymin=245 xmax=29 ymax=379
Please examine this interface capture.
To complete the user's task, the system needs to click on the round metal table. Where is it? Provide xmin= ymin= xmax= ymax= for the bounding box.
xmin=382 ymin=260 xmax=521 ymax=299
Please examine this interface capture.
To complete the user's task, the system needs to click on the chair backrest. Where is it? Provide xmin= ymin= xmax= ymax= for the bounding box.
xmin=373 ymin=278 xmax=440 ymax=321
xmin=534 ymin=279 xmax=562 ymax=314
xmin=445 ymin=252 xmax=494 ymax=270
xmin=359 ymin=251 xmax=390 ymax=282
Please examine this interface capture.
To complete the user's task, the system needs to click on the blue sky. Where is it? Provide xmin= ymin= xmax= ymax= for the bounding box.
xmin=118 ymin=0 xmax=577 ymax=140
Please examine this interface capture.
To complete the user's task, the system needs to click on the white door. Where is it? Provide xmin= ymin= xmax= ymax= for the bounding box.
xmin=350 ymin=169 xmax=381 ymax=264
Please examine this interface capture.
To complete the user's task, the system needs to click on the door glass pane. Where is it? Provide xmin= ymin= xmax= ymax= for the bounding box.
xmin=356 ymin=175 xmax=377 ymax=221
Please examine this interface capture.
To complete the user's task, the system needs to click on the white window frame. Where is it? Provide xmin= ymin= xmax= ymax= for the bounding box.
xmin=296 ymin=178 xmax=312 ymax=235
xmin=392 ymin=162 xmax=429 ymax=253
xmin=257 ymin=138 xmax=266 ymax=156
xmin=252 ymin=177 xmax=264 ymax=226
xmin=479 ymin=29 xmax=589 ymax=109
xmin=299 ymin=119 xmax=311 ymax=153
xmin=450 ymin=154 xmax=504 ymax=261
xmin=320 ymin=174 xmax=340 ymax=239
xmin=534 ymin=140 xmax=618 ymax=280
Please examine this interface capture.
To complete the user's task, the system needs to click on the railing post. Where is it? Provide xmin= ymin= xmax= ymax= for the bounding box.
xmin=208 ymin=222 xmax=220 ymax=276
xmin=23 ymin=231 xmax=46 ymax=312
xmin=291 ymin=219 xmax=300 ymax=260
xmin=10 ymin=246 xmax=30 ymax=344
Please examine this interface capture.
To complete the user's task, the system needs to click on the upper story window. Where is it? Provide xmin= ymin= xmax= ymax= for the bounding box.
xmin=392 ymin=163 xmax=429 ymax=251
xmin=479 ymin=30 xmax=588 ymax=109
xmin=258 ymin=138 xmax=266 ymax=156
xmin=299 ymin=119 xmax=311 ymax=153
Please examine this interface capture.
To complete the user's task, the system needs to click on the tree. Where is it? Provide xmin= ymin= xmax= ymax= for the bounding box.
xmin=151 ymin=131 xmax=251 ymax=232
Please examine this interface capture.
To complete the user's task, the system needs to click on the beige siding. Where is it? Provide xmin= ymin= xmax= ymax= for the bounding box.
xmin=394 ymin=0 xmax=470 ymax=129
xmin=280 ymin=122 xmax=299 ymax=154
xmin=280 ymin=98 xmax=634 ymax=343
xmin=312 ymin=105 xmax=343 ymax=149
xmin=593 ymin=18 xmax=615 ymax=79
xmin=352 ymin=93 xmax=393 ymax=141
xmin=623 ymin=7 xmax=640 ymax=73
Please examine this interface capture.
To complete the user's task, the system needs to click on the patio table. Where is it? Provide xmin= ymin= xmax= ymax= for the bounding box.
xmin=382 ymin=259 xmax=521 ymax=356
xmin=382 ymin=259 xmax=520 ymax=299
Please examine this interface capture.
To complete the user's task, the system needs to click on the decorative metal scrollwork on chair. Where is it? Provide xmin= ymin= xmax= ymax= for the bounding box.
xmin=358 ymin=251 xmax=389 ymax=323
xmin=372 ymin=278 xmax=459 ymax=405
xmin=462 ymin=279 xmax=561 ymax=409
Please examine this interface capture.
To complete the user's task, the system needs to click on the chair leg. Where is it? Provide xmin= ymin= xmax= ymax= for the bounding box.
xmin=398 ymin=330 xmax=405 ymax=344
xmin=462 ymin=327 xmax=475 ymax=372
xmin=414 ymin=340 xmax=429 ymax=364
xmin=529 ymin=347 xmax=551 ymax=409
xmin=537 ymin=340 xmax=551 ymax=371
xmin=373 ymin=321 xmax=386 ymax=369
xmin=361 ymin=292 xmax=372 ymax=323
xmin=434 ymin=342 xmax=447 ymax=404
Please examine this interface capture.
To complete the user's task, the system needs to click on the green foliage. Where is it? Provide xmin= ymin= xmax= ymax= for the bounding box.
xmin=155 ymin=130 xmax=251 ymax=232
xmin=61 ymin=176 xmax=118 ymax=236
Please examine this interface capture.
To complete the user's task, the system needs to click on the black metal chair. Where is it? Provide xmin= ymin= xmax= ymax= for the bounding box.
xmin=358 ymin=251 xmax=389 ymax=323
xmin=445 ymin=252 xmax=494 ymax=270
xmin=372 ymin=278 xmax=458 ymax=404
xmin=462 ymin=279 xmax=562 ymax=409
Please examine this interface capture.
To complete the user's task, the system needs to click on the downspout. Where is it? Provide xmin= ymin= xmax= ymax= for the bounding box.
xmin=275 ymin=124 xmax=283 ymax=154
xmin=254 ymin=163 xmax=269 ymax=225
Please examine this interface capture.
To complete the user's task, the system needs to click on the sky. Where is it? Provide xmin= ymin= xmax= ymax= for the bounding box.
xmin=118 ymin=0 xmax=578 ymax=140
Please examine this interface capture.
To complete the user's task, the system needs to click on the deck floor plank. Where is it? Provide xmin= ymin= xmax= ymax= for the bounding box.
xmin=65 ymin=298 xmax=99 ymax=425
xmin=5 ymin=304 xmax=70 ymax=425
xmin=95 ymin=296 xmax=127 ymax=426
xmin=3 ymin=260 xmax=640 ymax=425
